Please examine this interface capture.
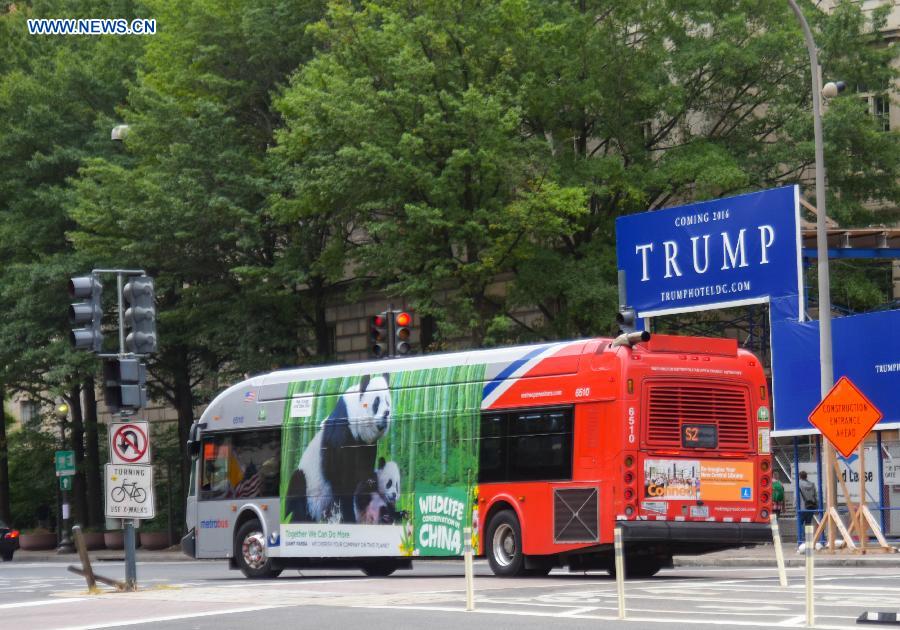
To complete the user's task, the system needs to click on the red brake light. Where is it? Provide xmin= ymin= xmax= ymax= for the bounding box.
xmin=624 ymin=488 xmax=634 ymax=500
xmin=624 ymin=471 xmax=634 ymax=484
xmin=6 ymin=530 xmax=18 ymax=539
xmin=395 ymin=312 xmax=411 ymax=327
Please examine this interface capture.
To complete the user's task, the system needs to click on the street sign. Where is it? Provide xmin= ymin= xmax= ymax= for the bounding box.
xmin=59 ymin=476 xmax=72 ymax=491
xmin=104 ymin=463 xmax=154 ymax=519
xmin=808 ymin=376 xmax=883 ymax=458
xmin=55 ymin=450 xmax=76 ymax=476
xmin=109 ymin=421 xmax=150 ymax=465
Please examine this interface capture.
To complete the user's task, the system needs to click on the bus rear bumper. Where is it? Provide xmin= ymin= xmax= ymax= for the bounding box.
xmin=617 ymin=520 xmax=770 ymax=546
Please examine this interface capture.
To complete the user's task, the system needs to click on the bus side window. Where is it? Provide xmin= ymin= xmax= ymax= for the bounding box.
xmin=478 ymin=413 xmax=507 ymax=483
xmin=231 ymin=429 xmax=281 ymax=498
xmin=508 ymin=408 xmax=574 ymax=482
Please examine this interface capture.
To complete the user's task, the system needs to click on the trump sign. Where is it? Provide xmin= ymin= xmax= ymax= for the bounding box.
xmin=616 ymin=186 xmax=803 ymax=319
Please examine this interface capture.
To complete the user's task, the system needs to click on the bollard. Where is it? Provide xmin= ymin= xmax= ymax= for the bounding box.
xmin=463 ymin=527 xmax=475 ymax=611
xmin=770 ymin=514 xmax=788 ymax=587
xmin=805 ymin=524 xmax=814 ymax=627
xmin=614 ymin=526 xmax=626 ymax=620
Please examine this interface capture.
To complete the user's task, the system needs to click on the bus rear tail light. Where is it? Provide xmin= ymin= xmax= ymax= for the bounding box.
xmin=624 ymin=488 xmax=634 ymax=501
xmin=625 ymin=505 xmax=635 ymax=517
xmin=760 ymin=459 xmax=770 ymax=473
xmin=624 ymin=455 xmax=634 ymax=468
xmin=760 ymin=509 xmax=769 ymax=519
xmin=761 ymin=492 xmax=770 ymax=504
xmin=760 ymin=476 xmax=770 ymax=488
xmin=624 ymin=471 xmax=634 ymax=484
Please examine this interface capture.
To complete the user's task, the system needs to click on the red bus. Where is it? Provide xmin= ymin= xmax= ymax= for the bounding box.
xmin=183 ymin=331 xmax=772 ymax=578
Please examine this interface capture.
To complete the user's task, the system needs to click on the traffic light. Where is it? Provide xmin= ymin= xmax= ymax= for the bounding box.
xmin=393 ymin=311 xmax=411 ymax=356
xmin=616 ymin=307 xmax=637 ymax=335
xmin=370 ymin=312 xmax=388 ymax=358
xmin=68 ymin=275 xmax=103 ymax=353
xmin=103 ymin=357 xmax=147 ymax=412
xmin=123 ymin=275 xmax=157 ymax=355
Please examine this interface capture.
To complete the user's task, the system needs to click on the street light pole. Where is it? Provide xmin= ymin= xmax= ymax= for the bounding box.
xmin=55 ymin=402 xmax=75 ymax=554
xmin=786 ymin=0 xmax=837 ymax=548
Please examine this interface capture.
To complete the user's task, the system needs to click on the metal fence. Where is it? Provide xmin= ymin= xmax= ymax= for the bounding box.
xmin=772 ymin=433 xmax=900 ymax=542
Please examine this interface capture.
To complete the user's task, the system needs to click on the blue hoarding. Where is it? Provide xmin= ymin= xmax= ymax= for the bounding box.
xmin=616 ymin=185 xmax=803 ymax=319
xmin=772 ymin=310 xmax=900 ymax=434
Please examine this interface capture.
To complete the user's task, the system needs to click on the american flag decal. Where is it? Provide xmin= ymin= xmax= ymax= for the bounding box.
xmin=234 ymin=463 xmax=262 ymax=498
xmin=243 ymin=391 xmax=256 ymax=403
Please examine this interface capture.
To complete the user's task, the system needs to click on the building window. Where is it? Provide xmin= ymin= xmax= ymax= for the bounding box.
xmin=874 ymin=95 xmax=891 ymax=132
xmin=858 ymin=85 xmax=891 ymax=132
xmin=20 ymin=400 xmax=40 ymax=424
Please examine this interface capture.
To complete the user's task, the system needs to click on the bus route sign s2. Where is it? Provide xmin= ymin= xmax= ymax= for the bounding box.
xmin=808 ymin=376 xmax=883 ymax=458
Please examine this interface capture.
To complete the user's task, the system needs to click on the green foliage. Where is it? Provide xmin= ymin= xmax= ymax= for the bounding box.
xmin=8 ymin=425 xmax=57 ymax=529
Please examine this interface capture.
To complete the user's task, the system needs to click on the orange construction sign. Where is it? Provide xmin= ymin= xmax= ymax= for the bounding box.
xmin=808 ymin=376 xmax=883 ymax=458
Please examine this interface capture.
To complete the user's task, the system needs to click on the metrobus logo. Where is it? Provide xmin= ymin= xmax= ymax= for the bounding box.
xmin=200 ymin=519 xmax=229 ymax=529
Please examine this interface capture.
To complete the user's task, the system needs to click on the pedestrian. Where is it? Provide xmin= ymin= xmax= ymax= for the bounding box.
xmin=798 ymin=470 xmax=818 ymax=525
xmin=772 ymin=475 xmax=784 ymax=516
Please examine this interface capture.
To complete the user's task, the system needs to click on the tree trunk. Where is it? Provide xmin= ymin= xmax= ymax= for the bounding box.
xmin=69 ymin=384 xmax=87 ymax=527
xmin=173 ymin=346 xmax=194 ymax=532
xmin=0 ymin=383 xmax=10 ymax=524
xmin=310 ymin=277 xmax=332 ymax=360
xmin=83 ymin=376 xmax=103 ymax=528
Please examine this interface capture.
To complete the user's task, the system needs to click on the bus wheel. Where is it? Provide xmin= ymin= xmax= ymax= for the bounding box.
xmin=487 ymin=510 xmax=525 ymax=577
xmin=235 ymin=520 xmax=282 ymax=579
xmin=361 ymin=561 xmax=397 ymax=577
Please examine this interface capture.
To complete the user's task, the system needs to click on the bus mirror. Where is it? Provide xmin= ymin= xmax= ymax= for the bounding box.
xmin=186 ymin=421 xmax=206 ymax=456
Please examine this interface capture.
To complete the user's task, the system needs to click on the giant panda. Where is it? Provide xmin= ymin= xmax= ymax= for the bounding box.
xmin=353 ymin=458 xmax=403 ymax=525
xmin=284 ymin=373 xmax=392 ymax=523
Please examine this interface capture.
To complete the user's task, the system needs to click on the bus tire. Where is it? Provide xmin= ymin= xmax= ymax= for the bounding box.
xmin=361 ymin=560 xmax=397 ymax=577
xmin=235 ymin=520 xmax=282 ymax=579
xmin=486 ymin=510 xmax=525 ymax=577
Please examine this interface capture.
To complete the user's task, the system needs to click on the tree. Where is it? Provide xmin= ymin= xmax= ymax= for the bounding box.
xmin=0 ymin=0 xmax=146 ymax=527
xmin=69 ymin=0 xmax=327 ymax=509
xmin=274 ymin=0 xmax=900 ymax=346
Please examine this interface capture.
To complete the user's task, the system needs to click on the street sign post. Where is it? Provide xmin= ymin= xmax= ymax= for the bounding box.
xmin=808 ymin=376 xmax=882 ymax=458
xmin=55 ymin=450 xmax=76 ymax=477
xmin=109 ymin=421 xmax=151 ymax=465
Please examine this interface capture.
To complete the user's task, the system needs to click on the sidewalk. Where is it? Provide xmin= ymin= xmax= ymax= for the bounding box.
xmin=11 ymin=543 xmax=900 ymax=567
xmin=12 ymin=546 xmax=191 ymax=563
xmin=674 ymin=542 xmax=900 ymax=568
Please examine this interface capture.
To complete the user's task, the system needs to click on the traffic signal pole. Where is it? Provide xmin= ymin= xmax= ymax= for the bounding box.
xmin=69 ymin=268 xmax=154 ymax=591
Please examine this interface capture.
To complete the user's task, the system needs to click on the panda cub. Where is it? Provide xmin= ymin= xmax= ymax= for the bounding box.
xmin=285 ymin=374 xmax=392 ymax=523
xmin=354 ymin=458 xmax=402 ymax=525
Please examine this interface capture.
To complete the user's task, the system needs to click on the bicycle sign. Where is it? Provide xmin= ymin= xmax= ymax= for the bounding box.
xmin=105 ymin=463 xmax=154 ymax=519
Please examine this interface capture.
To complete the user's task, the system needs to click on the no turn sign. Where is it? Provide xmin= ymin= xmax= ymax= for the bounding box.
xmin=110 ymin=421 xmax=151 ymax=465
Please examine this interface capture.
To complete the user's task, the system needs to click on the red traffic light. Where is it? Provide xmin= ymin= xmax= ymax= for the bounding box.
xmin=373 ymin=314 xmax=386 ymax=327
xmin=395 ymin=312 xmax=411 ymax=327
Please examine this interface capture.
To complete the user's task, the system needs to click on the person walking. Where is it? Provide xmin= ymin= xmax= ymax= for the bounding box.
xmin=798 ymin=470 xmax=818 ymax=525
xmin=772 ymin=475 xmax=785 ymax=516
